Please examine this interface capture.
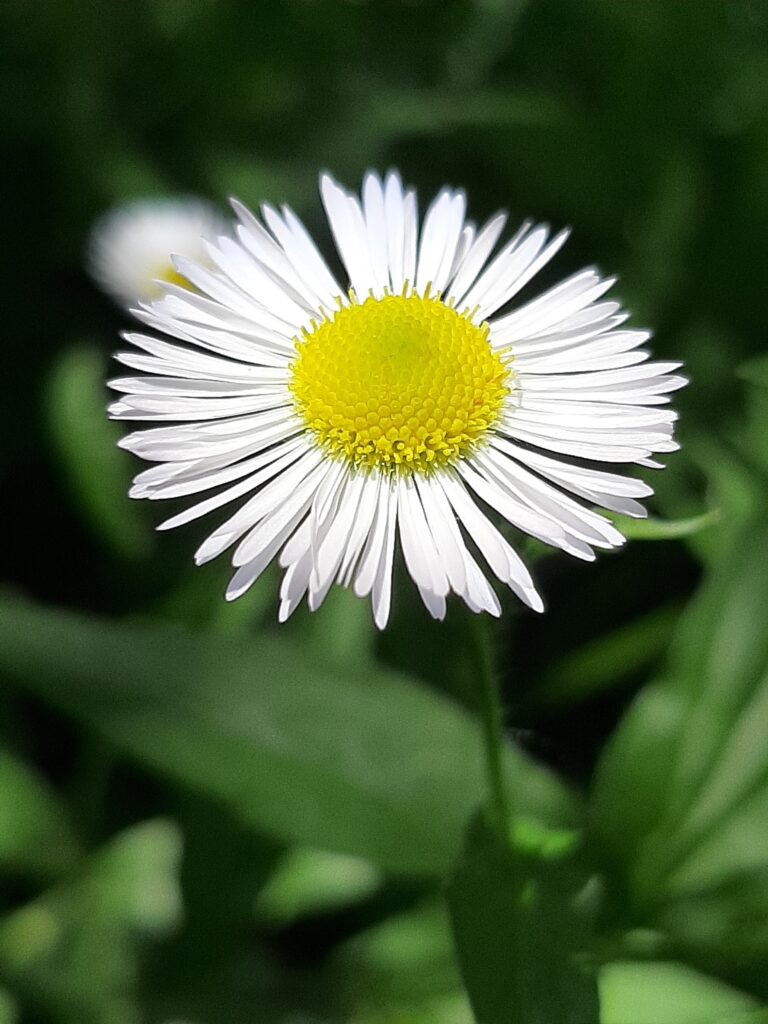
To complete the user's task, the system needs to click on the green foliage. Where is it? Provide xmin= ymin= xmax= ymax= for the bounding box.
xmin=611 ymin=508 xmax=720 ymax=542
xmin=0 ymin=750 xmax=81 ymax=877
xmin=257 ymin=848 xmax=381 ymax=925
xmin=0 ymin=594 xmax=576 ymax=876
xmin=591 ymin=523 xmax=768 ymax=996
xmin=0 ymin=820 xmax=181 ymax=1024
xmin=46 ymin=343 xmax=151 ymax=561
xmin=447 ymin=816 xmax=599 ymax=1024
xmin=599 ymin=962 xmax=762 ymax=1024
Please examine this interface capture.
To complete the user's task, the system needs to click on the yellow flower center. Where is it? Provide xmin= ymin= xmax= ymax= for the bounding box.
xmin=289 ymin=293 xmax=511 ymax=475
xmin=149 ymin=262 xmax=194 ymax=296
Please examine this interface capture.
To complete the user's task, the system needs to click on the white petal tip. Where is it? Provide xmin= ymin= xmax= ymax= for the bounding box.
xmin=373 ymin=609 xmax=390 ymax=630
xmin=194 ymin=537 xmax=228 ymax=565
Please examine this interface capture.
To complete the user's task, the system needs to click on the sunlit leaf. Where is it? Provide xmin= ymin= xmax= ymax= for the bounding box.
xmin=256 ymin=848 xmax=381 ymax=925
xmin=599 ymin=962 xmax=761 ymax=1024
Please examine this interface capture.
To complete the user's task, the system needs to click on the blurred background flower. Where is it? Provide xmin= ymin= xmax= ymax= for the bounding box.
xmin=88 ymin=196 xmax=225 ymax=306
xmin=2 ymin=1 xmax=768 ymax=1023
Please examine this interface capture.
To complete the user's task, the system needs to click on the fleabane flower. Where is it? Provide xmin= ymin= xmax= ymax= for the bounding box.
xmin=110 ymin=171 xmax=685 ymax=628
xmin=89 ymin=196 xmax=225 ymax=306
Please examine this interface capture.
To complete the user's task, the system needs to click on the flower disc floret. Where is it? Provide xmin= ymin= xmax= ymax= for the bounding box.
xmin=289 ymin=293 xmax=511 ymax=475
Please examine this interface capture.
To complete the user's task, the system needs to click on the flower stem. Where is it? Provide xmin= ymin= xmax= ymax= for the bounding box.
xmin=468 ymin=614 xmax=510 ymax=838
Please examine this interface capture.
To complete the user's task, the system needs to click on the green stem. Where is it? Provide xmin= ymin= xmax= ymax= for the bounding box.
xmin=468 ymin=614 xmax=510 ymax=838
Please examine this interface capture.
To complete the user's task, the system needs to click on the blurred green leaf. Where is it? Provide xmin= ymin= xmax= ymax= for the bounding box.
xmin=614 ymin=509 xmax=720 ymax=541
xmin=256 ymin=847 xmax=381 ymax=925
xmin=623 ymin=149 xmax=702 ymax=321
xmin=0 ymin=748 xmax=81 ymax=877
xmin=738 ymin=355 xmax=768 ymax=389
xmin=445 ymin=0 xmax=530 ymax=88
xmin=153 ymin=562 xmax=276 ymax=634
xmin=685 ymin=435 xmax=767 ymax=565
xmin=0 ymin=819 xmax=181 ymax=1024
xmin=534 ymin=603 xmax=681 ymax=709
xmin=289 ymin=585 xmax=375 ymax=671
xmin=334 ymin=900 xmax=462 ymax=1011
xmin=591 ymin=523 xmax=768 ymax=993
xmin=599 ymin=962 xmax=761 ymax=1024
xmin=447 ymin=815 xmax=599 ymax=1024
xmin=324 ymin=87 xmax=566 ymax=168
xmin=356 ymin=992 xmax=473 ymax=1024
xmin=743 ymin=377 xmax=768 ymax=480
xmin=0 ymin=594 xmax=577 ymax=877
xmin=46 ymin=343 xmax=150 ymax=560
xmin=0 ymin=989 xmax=18 ymax=1024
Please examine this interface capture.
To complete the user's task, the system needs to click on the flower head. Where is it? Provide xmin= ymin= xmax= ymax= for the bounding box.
xmin=88 ymin=196 xmax=225 ymax=306
xmin=110 ymin=171 xmax=685 ymax=628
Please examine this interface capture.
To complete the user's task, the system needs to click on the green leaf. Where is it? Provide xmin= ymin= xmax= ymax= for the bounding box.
xmin=334 ymin=901 xmax=462 ymax=1010
xmin=590 ymin=523 xmax=768 ymax=992
xmin=0 ymin=819 xmax=181 ymax=1024
xmin=0 ymin=594 xmax=577 ymax=877
xmin=355 ymin=993 xmax=473 ymax=1024
xmin=738 ymin=354 xmax=768 ymax=389
xmin=684 ymin=436 xmax=767 ymax=566
xmin=447 ymin=816 xmax=599 ymax=1024
xmin=0 ymin=748 xmax=81 ymax=877
xmin=321 ymin=87 xmax=567 ymax=168
xmin=289 ymin=585 xmax=375 ymax=671
xmin=46 ymin=342 xmax=151 ymax=560
xmin=610 ymin=509 xmax=720 ymax=541
xmin=0 ymin=988 xmax=18 ymax=1024
xmin=599 ymin=962 xmax=761 ymax=1024
xmin=256 ymin=848 xmax=381 ymax=925
xmin=534 ymin=603 xmax=681 ymax=709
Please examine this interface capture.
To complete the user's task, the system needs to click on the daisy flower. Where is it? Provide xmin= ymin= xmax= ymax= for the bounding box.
xmin=89 ymin=196 xmax=225 ymax=307
xmin=110 ymin=171 xmax=685 ymax=628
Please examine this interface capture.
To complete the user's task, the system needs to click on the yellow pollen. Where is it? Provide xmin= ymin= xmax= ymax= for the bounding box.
xmin=289 ymin=293 xmax=512 ymax=475
xmin=149 ymin=262 xmax=193 ymax=295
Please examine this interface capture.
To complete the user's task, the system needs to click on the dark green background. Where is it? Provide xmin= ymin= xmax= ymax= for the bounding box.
xmin=2 ymin=2 xmax=768 ymax=1023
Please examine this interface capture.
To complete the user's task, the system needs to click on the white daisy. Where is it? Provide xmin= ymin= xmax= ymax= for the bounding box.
xmin=109 ymin=170 xmax=685 ymax=628
xmin=88 ymin=196 xmax=225 ymax=307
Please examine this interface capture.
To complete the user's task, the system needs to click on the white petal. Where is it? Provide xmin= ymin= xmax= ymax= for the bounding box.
xmin=196 ymin=452 xmax=324 ymax=564
xmin=492 ymin=270 xmax=616 ymax=344
xmin=415 ymin=189 xmax=466 ymax=297
xmin=402 ymin=189 xmax=419 ymax=289
xmin=397 ymin=479 xmax=449 ymax=599
xmin=320 ymin=173 xmax=381 ymax=299
xmin=438 ymin=472 xmax=542 ymax=611
xmin=371 ymin=483 xmax=398 ymax=629
xmin=415 ymin=475 xmax=467 ymax=596
xmin=338 ymin=474 xmax=383 ymax=587
xmin=362 ymin=171 xmax=390 ymax=299
xmin=446 ymin=211 xmax=507 ymax=305
xmin=383 ymin=170 xmax=407 ymax=292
